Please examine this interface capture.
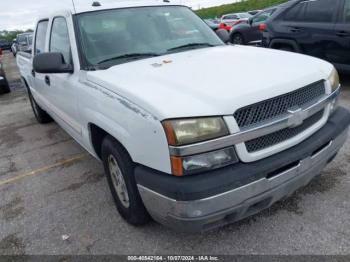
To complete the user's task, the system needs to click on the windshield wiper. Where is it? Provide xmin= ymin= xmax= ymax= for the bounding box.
xmin=167 ymin=43 xmax=216 ymax=52
xmin=97 ymin=53 xmax=162 ymax=65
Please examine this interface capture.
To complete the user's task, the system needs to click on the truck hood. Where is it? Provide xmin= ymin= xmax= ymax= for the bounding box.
xmin=86 ymin=45 xmax=333 ymax=120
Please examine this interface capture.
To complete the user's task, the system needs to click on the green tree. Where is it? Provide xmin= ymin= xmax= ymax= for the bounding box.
xmin=196 ymin=0 xmax=288 ymax=19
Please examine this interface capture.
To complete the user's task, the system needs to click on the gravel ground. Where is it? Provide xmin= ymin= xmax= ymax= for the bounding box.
xmin=0 ymin=51 xmax=350 ymax=255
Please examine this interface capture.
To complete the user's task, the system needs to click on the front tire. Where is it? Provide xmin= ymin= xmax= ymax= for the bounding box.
xmin=101 ymin=135 xmax=150 ymax=226
xmin=27 ymin=88 xmax=52 ymax=124
xmin=231 ymin=33 xmax=245 ymax=45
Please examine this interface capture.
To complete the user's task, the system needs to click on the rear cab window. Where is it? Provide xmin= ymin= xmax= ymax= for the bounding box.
xmin=34 ymin=20 xmax=49 ymax=55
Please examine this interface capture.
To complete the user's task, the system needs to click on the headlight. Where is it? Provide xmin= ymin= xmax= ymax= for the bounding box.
xmin=328 ymin=67 xmax=340 ymax=92
xmin=171 ymin=147 xmax=238 ymax=176
xmin=162 ymin=117 xmax=229 ymax=146
xmin=328 ymin=68 xmax=340 ymax=114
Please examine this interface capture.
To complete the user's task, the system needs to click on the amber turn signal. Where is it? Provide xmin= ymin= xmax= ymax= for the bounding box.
xmin=170 ymin=156 xmax=183 ymax=176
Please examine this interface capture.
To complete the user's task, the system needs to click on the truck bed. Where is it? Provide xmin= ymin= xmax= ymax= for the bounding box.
xmin=16 ymin=51 xmax=32 ymax=87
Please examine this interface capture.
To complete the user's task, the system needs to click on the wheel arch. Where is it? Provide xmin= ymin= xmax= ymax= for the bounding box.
xmin=21 ymin=76 xmax=29 ymax=88
xmin=269 ymin=39 xmax=301 ymax=53
xmin=230 ymin=31 xmax=244 ymax=43
xmin=88 ymin=123 xmax=131 ymax=161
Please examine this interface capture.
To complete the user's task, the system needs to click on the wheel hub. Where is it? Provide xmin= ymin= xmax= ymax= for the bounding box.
xmin=108 ymin=155 xmax=130 ymax=208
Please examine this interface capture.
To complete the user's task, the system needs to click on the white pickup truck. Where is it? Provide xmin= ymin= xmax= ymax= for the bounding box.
xmin=17 ymin=1 xmax=350 ymax=232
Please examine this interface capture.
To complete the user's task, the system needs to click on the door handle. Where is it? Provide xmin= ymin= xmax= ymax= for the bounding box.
xmin=45 ymin=75 xmax=50 ymax=86
xmin=290 ymin=27 xmax=301 ymax=33
xmin=336 ymin=31 xmax=350 ymax=37
xmin=31 ymin=69 xmax=35 ymax=77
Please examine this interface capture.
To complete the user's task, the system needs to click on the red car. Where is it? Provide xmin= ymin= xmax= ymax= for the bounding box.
xmin=218 ymin=22 xmax=232 ymax=31
xmin=219 ymin=18 xmax=249 ymax=32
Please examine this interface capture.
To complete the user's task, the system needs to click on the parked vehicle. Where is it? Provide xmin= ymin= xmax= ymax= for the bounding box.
xmin=217 ymin=12 xmax=252 ymax=32
xmin=248 ymin=10 xmax=262 ymax=16
xmin=204 ymin=19 xmax=219 ymax=32
xmin=11 ymin=39 xmax=17 ymax=56
xmin=0 ymin=49 xmax=10 ymax=94
xmin=263 ymin=0 xmax=350 ymax=72
xmin=0 ymin=41 xmax=12 ymax=51
xmin=218 ymin=22 xmax=232 ymax=32
xmin=230 ymin=7 xmax=278 ymax=45
xmin=13 ymin=33 xmax=33 ymax=56
xmin=17 ymin=1 xmax=350 ymax=232
xmin=221 ymin=12 xmax=252 ymax=26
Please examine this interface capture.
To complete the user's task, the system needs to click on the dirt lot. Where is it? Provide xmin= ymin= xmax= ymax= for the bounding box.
xmin=0 ymin=51 xmax=350 ymax=255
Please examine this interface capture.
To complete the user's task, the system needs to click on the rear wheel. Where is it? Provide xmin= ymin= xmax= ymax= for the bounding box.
xmin=275 ymin=45 xmax=295 ymax=52
xmin=231 ymin=33 xmax=245 ymax=45
xmin=101 ymin=135 xmax=150 ymax=225
xmin=27 ymin=88 xmax=52 ymax=123
xmin=0 ymin=76 xmax=10 ymax=95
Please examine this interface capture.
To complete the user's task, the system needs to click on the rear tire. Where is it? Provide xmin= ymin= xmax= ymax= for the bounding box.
xmin=0 ymin=76 xmax=10 ymax=95
xmin=27 ymin=88 xmax=52 ymax=124
xmin=101 ymin=135 xmax=150 ymax=226
xmin=276 ymin=45 xmax=294 ymax=52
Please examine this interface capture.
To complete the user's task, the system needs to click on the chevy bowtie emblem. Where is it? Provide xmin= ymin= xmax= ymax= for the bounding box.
xmin=287 ymin=108 xmax=304 ymax=127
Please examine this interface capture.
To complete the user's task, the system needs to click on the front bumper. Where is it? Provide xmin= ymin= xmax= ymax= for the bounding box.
xmin=136 ymin=107 xmax=350 ymax=232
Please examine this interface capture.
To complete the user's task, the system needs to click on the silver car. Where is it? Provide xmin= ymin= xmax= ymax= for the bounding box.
xmin=221 ymin=12 xmax=252 ymax=26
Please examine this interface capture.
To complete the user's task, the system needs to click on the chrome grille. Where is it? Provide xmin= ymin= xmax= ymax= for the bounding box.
xmin=245 ymin=110 xmax=324 ymax=153
xmin=234 ymin=81 xmax=325 ymax=129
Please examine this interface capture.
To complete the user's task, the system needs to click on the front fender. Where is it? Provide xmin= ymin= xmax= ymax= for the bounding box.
xmin=79 ymin=82 xmax=172 ymax=174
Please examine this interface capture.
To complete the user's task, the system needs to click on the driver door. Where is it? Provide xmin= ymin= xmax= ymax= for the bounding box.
xmin=45 ymin=16 xmax=82 ymax=138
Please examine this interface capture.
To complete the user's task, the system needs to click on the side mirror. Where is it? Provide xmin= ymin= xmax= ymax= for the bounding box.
xmin=33 ymin=52 xmax=73 ymax=74
xmin=248 ymin=18 xmax=253 ymax=25
xmin=216 ymin=29 xmax=230 ymax=43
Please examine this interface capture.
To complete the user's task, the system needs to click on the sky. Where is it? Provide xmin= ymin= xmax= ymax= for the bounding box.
xmin=0 ymin=0 xmax=240 ymax=31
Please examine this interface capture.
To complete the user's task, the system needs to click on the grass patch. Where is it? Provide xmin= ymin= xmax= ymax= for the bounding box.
xmin=196 ymin=0 xmax=288 ymax=19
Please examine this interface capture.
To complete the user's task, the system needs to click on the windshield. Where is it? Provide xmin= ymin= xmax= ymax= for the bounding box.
xmin=238 ymin=13 xmax=252 ymax=18
xmin=76 ymin=6 xmax=223 ymax=68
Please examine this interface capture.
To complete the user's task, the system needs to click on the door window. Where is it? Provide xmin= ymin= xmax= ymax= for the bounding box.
xmin=50 ymin=17 xmax=72 ymax=64
xmin=224 ymin=15 xmax=238 ymax=20
xmin=284 ymin=0 xmax=337 ymax=23
xmin=303 ymin=0 xmax=337 ymax=23
xmin=17 ymin=35 xmax=26 ymax=45
xmin=343 ymin=0 xmax=350 ymax=23
xmin=34 ymin=20 xmax=48 ymax=55
xmin=284 ymin=2 xmax=306 ymax=21
xmin=28 ymin=35 xmax=33 ymax=45
xmin=253 ymin=9 xmax=275 ymax=24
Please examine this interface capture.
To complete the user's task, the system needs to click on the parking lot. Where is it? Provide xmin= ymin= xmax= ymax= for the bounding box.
xmin=0 ymin=50 xmax=350 ymax=255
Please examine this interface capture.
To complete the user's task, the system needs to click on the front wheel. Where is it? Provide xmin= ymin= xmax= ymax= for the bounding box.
xmin=101 ymin=135 xmax=150 ymax=226
xmin=231 ymin=33 xmax=245 ymax=45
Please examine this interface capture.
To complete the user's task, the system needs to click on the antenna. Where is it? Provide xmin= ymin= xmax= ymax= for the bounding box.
xmin=71 ymin=0 xmax=77 ymax=13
